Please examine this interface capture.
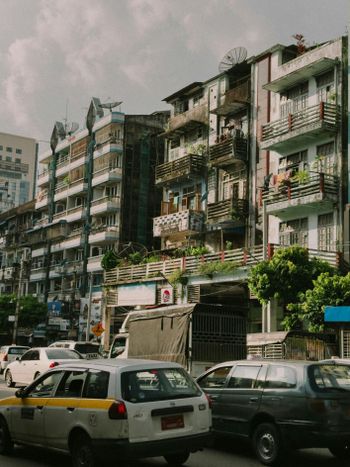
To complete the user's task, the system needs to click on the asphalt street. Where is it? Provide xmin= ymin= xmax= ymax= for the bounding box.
xmin=0 ymin=379 xmax=345 ymax=467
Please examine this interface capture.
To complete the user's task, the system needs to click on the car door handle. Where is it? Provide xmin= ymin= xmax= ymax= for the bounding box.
xmin=269 ymin=397 xmax=282 ymax=401
xmin=67 ymin=407 xmax=75 ymax=412
xmin=249 ymin=397 xmax=259 ymax=403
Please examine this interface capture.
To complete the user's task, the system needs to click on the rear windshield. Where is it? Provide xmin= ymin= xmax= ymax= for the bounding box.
xmin=45 ymin=349 xmax=83 ymax=359
xmin=74 ymin=344 xmax=100 ymax=354
xmin=8 ymin=347 xmax=29 ymax=355
xmin=121 ymin=368 xmax=202 ymax=403
xmin=309 ymin=364 xmax=350 ymax=391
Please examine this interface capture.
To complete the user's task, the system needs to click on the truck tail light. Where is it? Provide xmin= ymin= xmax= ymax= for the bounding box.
xmin=49 ymin=361 xmax=59 ymax=368
xmin=108 ymin=400 xmax=127 ymax=420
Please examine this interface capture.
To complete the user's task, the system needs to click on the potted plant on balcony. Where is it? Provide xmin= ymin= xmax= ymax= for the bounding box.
xmin=292 ymin=170 xmax=310 ymax=184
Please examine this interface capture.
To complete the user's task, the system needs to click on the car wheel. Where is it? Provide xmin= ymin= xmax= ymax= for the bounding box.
xmin=5 ymin=371 xmax=14 ymax=388
xmin=0 ymin=417 xmax=13 ymax=455
xmin=253 ymin=422 xmax=283 ymax=466
xmin=71 ymin=433 xmax=96 ymax=467
xmin=164 ymin=451 xmax=190 ymax=466
xmin=329 ymin=443 xmax=350 ymax=460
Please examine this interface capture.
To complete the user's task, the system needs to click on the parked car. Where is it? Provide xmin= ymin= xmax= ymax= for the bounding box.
xmin=49 ymin=340 xmax=102 ymax=359
xmin=0 ymin=359 xmax=212 ymax=467
xmin=0 ymin=345 xmax=30 ymax=374
xmin=196 ymin=359 xmax=350 ymax=465
xmin=4 ymin=347 xmax=83 ymax=387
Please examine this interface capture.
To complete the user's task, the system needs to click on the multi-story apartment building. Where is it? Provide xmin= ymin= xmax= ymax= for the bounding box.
xmin=0 ymin=132 xmax=37 ymax=212
xmin=104 ymin=36 xmax=348 ymax=345
xmin=0 ymin=200 xmax=36 ymax=295
xmin=30 ymin=98 xmax=167 ymax=338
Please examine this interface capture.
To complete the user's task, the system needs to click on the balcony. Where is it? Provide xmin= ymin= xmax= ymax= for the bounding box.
xmin=209 ymin=136 xmax=247 ymax=168
xmin=65 ymin=205 xmax=85 ymax=223
xmin=29 ymin=267 xmax=46 ymax=282
xmin=93 ymin=142 xmax=123 ymax=160
xmin=88 ymin=255 xmax=104 ymax=273
xmin=155 ymin=154 xmax=206 ymax=186
xmin=211 ymin=80 xmax=250 ymax=116
xmin=260 ymin=102 xmax=340 ymax=152
xmin=104 ymin=244 xmax=343 ymax=286
xmin=207 ymin=198 xmax=248 ymax=226
xmin=0 ymin=266 xmax=18 ymax=282
xmin=153 ymin=209 xmax=204 ymax=238
xmin=45 ymin=221 xmax=68 ymax=241
xmin=56 ymin=154 xmax=86 ymax=177
xmin=35 ymin=190 xmax=49 ymax=209
xmin=164 ymin=103 xmax=208 ymax=138
xmin=261 ymin=172 xmax=339 ymax=220
xmin=37 ymin=170 xmax=49 ymax=187
xmin=89 ymin=226 xmax=120 ymax=244
xmin=92 ymin=166 xmax=123 ymax=187
xmin=90 ymin=196 xmax=120 ymax=216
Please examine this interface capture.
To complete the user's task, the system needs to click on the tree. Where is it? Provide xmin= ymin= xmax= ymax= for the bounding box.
xmin=284 ymin=272 xmax=350 ymax=332
xmin=0 ymin=294 xmax=47 ymax=336
xmin=248 ymin=245 xmax=334 ymax=307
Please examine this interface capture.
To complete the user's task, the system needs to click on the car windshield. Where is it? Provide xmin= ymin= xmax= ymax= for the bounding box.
xmin=74 ymin=343 xmax=100 ymax=354
xmin=310 ymin=364 xmax=350 ymax=391
xmin=45 ymin=349 xmax=83 ymax=359
xmin=121 ymin=367 xmax=202 ymax=403
xmin=9 ymin=347 xmax=29 ymax=355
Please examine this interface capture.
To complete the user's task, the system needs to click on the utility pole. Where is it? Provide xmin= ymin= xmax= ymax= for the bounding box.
xmin=85 ymin=272 xmax=93 ymax=341
xmin=12 ymin=259 xmax=24 ymax=344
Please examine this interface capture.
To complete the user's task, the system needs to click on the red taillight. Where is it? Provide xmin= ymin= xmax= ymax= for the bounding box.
xmin=205 ymin=393 xmax=213 ymax=409
xmin=49 ymin=361 xmax=59 ymax=368
xmin=108 ymin=400 xmax=127 ymax=420
xmin=3 ymin=355 xmax=8 ymax=362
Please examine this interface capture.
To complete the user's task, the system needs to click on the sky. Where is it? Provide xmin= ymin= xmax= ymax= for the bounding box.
xmin=0 ymin=0 xmax=348 ymax=150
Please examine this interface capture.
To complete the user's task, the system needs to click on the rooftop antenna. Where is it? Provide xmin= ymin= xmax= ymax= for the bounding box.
xmin=218 ymin=46 xmax=247 ymax=73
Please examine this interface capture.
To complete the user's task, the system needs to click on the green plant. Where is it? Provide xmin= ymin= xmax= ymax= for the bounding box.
xmin=292 ymin=170 xmax=310 ymax=184
xmin=128 ymin=252 xmax=143 ymax=265
xmin=167 ymin=269 xmax=188 ymax=286
xmin=198 ymin=261 xmax=237 ymax=277
xmin=185 ymin=143 xmax=207 ymax=155
xmin=230 ymin=208 xmax=242 ymax=221
xmin=225 ymin=241 xmax=233 ymax=250
xmin=101 ymin=250 xmax=120 ymax=271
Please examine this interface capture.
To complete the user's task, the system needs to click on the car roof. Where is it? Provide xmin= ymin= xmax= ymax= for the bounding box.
xmin=54 ymin=358 xmax=184 ymax=372
xmin=209 ymin=359 xmax=320 ymax=368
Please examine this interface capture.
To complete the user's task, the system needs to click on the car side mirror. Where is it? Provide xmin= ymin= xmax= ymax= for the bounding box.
xmin=15 ymin=388 xmax=25 ymax=398
xmin=16 ymin=356 xmax=21 ymax=361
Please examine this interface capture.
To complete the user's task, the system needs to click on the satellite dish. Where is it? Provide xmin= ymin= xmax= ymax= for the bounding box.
xmin=219 ymin=47 xmax=247 ymax=73
xmin=100 ymin=101 xmax=123 ymax=113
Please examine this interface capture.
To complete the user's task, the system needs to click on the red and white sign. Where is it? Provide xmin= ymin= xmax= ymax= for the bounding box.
xmin=160 ymin=287 xmax=174 ymax=305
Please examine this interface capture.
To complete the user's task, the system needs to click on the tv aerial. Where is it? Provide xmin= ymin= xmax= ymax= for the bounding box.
xmin=100 ymin=101 xmax=123 ymax=113
xmin=218 ymin=47 xmax=247 ymax=73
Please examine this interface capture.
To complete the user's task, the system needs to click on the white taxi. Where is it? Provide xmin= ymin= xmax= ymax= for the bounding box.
xmin=0 ymin=359 xmax=212 ymax=467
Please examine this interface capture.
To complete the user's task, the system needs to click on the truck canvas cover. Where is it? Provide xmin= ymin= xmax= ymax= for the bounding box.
xmin=127 ymin=304 xmax=196 ymax=366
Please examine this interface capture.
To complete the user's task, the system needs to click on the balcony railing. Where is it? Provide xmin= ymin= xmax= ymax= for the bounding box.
xmin=207 ymin=198 xmax=248 ymax=224
xmin=104 ymin=244 xmax=344 ymax=285
xmin=261 ymin=102 xmax=339 ymax=151
xmin=209 ymin=136 xmax=247 ymax=168
xmin=166 ymin=103 xmax=208 ymax=135
xmin=261 ymin=172 xmax=339 ymax=216
xmin=153 ymin=209 xmax=204 ymax=237
xmin=212 ymin=80 xmax=250 ymax=116
xmin=155 ymin=154 xmax=206 ymax=185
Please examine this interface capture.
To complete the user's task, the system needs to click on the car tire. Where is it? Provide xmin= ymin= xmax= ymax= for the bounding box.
xmin=71 ymin=433 xmax=96 ymax=467
xmin=164 ymin=451 xmax=190 ymax=466
xmin=253 ymin=422 xmax=283 ymax=466
xmin=329 ymin=444 xmax=350 ymax=460
xmin=4 ymin=371 xmax=14 ymax=388
xmin=0 ymin=417 xmax=13 ymax=455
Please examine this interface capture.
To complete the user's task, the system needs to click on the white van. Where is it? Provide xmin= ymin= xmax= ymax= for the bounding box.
xmin=49 ymin=341 xmax=101 ymax=359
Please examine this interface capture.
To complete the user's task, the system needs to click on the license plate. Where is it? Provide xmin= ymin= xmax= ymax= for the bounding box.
xmin=161 ymin=414 xmax=184 ymax=430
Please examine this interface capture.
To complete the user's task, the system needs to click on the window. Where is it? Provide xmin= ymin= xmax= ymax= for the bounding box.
xmin=265 ymin=365 xmax=297 ymax=389
xmin=25 ymin=371 xmax=63 ymax=398
xmin=21 ymin=350 xmax=39 ymax=361
xmin=310 ymin=364 xmax=350 ymax=390
xmin=55 ymin=371 xmax=86 ymax=398
xmin=15 ymin=148 xmax=22 ymax=154
xmin=6 ymin=156 xmax=11 ymax=162
xmin=6 ymin=147 xmax=12 ymax=153
xmin=227 ymin=365 xmax=262 ymax=389
xmin=278 ymin=150 xmax=307 ymax=173
xmin=279 ymin=218 xmax=308 ymax=248
xmin=121 ymin=368 xmax=201 ymax=403
xmin=315 ymin=141 xmax=335 ymax=175
xmin=197 ymin=366 xmax=232 ymax=389
xmin=318 ymin=213 xmax=335 ymax=251
xmin=45 ymin=349 xmax=82 ymax=360
xmin=316 ymin=70 xmax=335 ymax=104
xmin=83 ymin=370 xmax=109 ymax=399
xmin=280 ymin=82 xmax=308 ymax=117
